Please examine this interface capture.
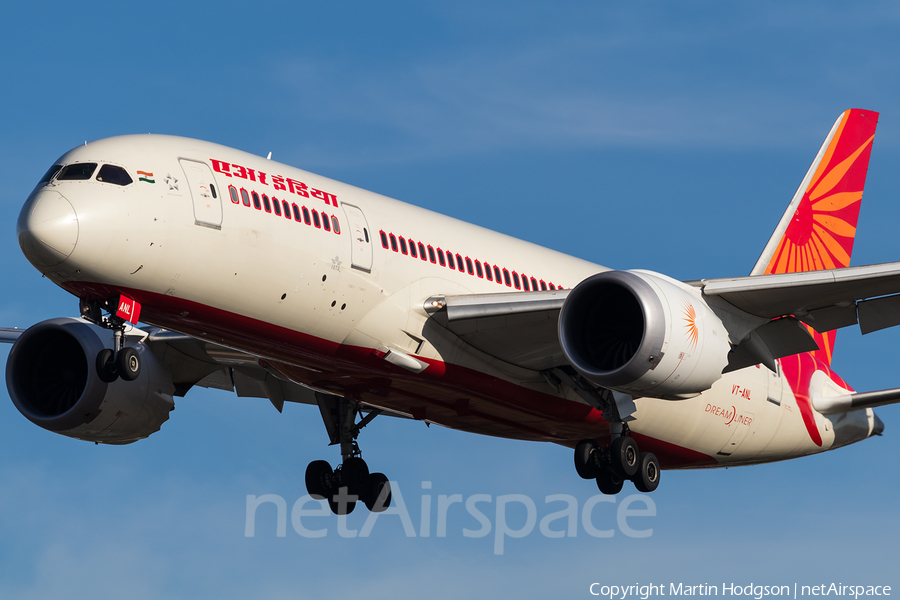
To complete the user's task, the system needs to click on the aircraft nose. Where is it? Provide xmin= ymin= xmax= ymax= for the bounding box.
xmin=17 ymin=190 xmax=79 ymax=268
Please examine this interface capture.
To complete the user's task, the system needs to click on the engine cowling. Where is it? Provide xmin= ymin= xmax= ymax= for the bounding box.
xmin=6 ymin=317 xmax=176 ymax=444
xmin=559 ymin=270 xmax=731 ymax=399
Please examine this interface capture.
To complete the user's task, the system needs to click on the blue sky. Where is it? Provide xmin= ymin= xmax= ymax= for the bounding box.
xmin=2 ymin=2 xmax=900 ymax=598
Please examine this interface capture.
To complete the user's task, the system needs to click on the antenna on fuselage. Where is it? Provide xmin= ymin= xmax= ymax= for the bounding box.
xmin=266 ymin=152 xmax=272 ymax=160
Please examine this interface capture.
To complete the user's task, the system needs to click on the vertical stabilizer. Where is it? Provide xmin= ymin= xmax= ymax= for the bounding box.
xmin=751 ymin=108 xmax=879 ymax=365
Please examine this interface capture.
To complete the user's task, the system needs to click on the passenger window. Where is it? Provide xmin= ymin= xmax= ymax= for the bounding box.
xmin=465 ymin=257 xmax=474 ymax=275
xmin=283 ymin=200 xmax=291 ymax=218
xmin=389 ymin=234 xmax=398 ymax=252
xmin=446 ymin=252 xmax=455 ymax=269
xmin=513 ymin=272 xmax=521 ymax=289
xmin=503 ymin=269 xmax=511 ymax=286
xmin=262 ymin=194 xmax=271 ymax=212
xmin=229 ymin=186 xmax=239 ymax=204
xmin=419 ymin=243 xmax=427 ymax=261
xmin=292 ymin=203 xmax=302 ymax=221
xmin=58 ymin=163 xmax=97 ymax=180
xmin=437 ymin=249 xmax=446 ymax=266
xmin=241 ymin=189 xmax=251 ymax=206
xmin=380 ymin=231 xmax=389 ymax=248
xmin=484 ymin=263 xmax=493 ymax=281
xmin=475 ymin=261 xmax=483 ymax=278
xmin=428 ymin=246 xmax=436 ymax=264
xmin=273 ymin=197 xmax=282 ymax=216
xmin=96 ymin=164 xmax=133 ymax=186
xmin=323 ymin=213 xmax=331 ymax=231
xmin=332 ymin=216 xmax=340 ymax=234
xmin=399 ymin=237 xmax=408 ymax=254
xmin=540 ymin=280 xmax=547 ymax=291
xmin=531 ymin=277 xmax=538 ymax=290
xmin=312 ymin=210 xmax=321 ymax=228
xmin=494 ymin=266 xmax=501 ymax=283
xmin=522 ymin=276 xmax=530 ymax=291
xmin=303 ymin=207 xmax=311 ymax=225
xmin=39 ymin=165 xmax=63 ymax=184
xmin=549 ymin=283 xmax=556 ymax=290
xmin=252 ymin=191 xmax=262 ymax=210
xmin=210 ymin=184 xmax=217 ymax=198
xmin=458 ymin=255 xmax=465 ymax=272
xmin=409 ymin=240 xmax=418 ymax=258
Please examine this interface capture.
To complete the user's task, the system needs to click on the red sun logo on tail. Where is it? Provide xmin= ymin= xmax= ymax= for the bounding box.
xmin=764 ymin=109 xmax=877 ymax=367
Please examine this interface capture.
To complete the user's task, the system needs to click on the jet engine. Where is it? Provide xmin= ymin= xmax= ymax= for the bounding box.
xmin=558 ymin=270 xmax=731 ymax=399
xmin=6 ymin=317 xmax=175 ymax=444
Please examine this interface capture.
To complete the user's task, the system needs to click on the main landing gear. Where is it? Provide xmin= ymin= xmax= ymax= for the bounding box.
xmin=574 ymin=426 xmax=661 ymax=494
xmin=305 ymin=392 xmax=392 ymax=515
xmin=544 ymin=368 xmax=660 ymax=494
xmin=80 ymin=297 xmax=142 ymax=383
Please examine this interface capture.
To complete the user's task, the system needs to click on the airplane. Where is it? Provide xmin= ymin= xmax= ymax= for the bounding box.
xmin=3 ymin=108 xmax=898 ymax=515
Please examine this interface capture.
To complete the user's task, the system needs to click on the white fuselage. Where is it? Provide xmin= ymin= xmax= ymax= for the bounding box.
xmin=18 ymin=134 xmax=880 ymax=469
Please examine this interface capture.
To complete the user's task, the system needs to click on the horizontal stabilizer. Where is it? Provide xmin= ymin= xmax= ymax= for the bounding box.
xmin=813 ymin=386 xmax=900 ymax=415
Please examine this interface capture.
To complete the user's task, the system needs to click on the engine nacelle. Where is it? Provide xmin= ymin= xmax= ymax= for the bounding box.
xmin=6 ymin=317 xmax=176 ymax=444
xmin=559 ymin=270 xmax=731 ymax=399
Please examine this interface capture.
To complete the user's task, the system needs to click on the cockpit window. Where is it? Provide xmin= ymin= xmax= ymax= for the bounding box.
xmin=57 ymin=163 xmax=97 ymax=180
xmin=38 ymin=165 xmax=63 ymax=184
xmin=96 ymin=164 xmax=133 ymax=186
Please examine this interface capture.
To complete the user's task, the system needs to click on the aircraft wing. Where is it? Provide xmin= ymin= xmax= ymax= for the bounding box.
xmin=700 ymin=261 xmax=900 ymax=334
xmin=0 ymin=328 xmax=24 ymax=343
xmin=1 ymin=323 xmax=338 ymax=414
xmin=429 ymin=261 xmax=900 ymax=372
xmin=143 ymin=329 xmax=404 ymax=419
xmin=428 ymin=290 xmax=570 ymax=371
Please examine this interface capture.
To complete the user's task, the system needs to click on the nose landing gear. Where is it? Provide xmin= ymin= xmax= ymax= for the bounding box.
xmin=81 ymin=297 xmax=142 ymax=383
xmin=305 ymin=392 xmax=392 ymax=515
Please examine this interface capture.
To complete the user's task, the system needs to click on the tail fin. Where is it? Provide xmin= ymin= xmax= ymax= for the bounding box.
xmin=751 ymin=108 xmax=879 ymax=365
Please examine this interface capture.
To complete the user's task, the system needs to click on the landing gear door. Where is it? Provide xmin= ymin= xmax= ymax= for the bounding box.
xmin=767 ymin=363 xmax=783 ymax=405
xmin=179 ymin=159 xmax=222 ymax=229
xmin=342 ymin=203 xmax=373 ymax=272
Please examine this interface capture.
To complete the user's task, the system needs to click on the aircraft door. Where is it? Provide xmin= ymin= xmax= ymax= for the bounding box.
xmin=179 ymin=159 xmax=222 ymax=229
xmin=341 ymin=203 xmax=373 ymax=272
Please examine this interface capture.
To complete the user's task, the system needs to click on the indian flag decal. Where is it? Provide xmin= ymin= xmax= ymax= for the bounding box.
xmin=137 ymin=170 xmax=155 ymax=183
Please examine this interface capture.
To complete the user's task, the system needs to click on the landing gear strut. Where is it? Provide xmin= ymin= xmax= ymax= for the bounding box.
xmin=80 ymin=297 xmax=142 ymax=383
xmin=305 ymin=392 xmax=392 ymax=515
